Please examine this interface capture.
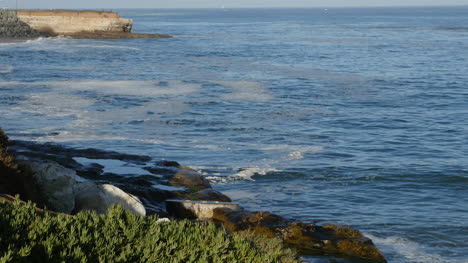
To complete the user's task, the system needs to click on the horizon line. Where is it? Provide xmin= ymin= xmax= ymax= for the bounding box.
xmin=14 ymin=4 xmax=468 ymax=10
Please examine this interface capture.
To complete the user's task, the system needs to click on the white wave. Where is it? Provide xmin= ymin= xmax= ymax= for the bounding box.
xmin=287 ymin=151 xmax=304 ymax=160
xmin=0 ymin=64 xmax=13 ymax=74
xmin=261 ymin=144 xmax=324 ymax=160
xmin=152 ymin=184 xmax=186 ymax=191
xmin=14 ymin=93 xmax=94 ymax=117
xmin=229 ymin=167 xmax=282 ymax=181
xmin=261 ymin=145 xmax=324 ymax=152
xmin=25 ymin=37 xmax=46 ymax=43
xmin=366 ymin=234 xmax=452 ymax=263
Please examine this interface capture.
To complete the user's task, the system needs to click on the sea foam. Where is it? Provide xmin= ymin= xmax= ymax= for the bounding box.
xmin=366 ymin=234 xmax=452 ymax=263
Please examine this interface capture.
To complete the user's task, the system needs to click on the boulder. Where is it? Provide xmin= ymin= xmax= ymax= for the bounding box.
xmin=168 ymin=168 xmax=211 ymax=189
xmin=17 ymin=160 xmax=78 ymax=214
xmin=74 ymin=183 xmax=146 ymax=216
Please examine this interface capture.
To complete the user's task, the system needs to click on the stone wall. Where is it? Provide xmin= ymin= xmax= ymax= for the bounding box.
xmin=0 ymin=10 xmax=41 ymax=38
xmin=16 ymin=10 xmax=133 ymax=34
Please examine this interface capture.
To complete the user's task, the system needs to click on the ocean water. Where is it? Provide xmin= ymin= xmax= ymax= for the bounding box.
xmin=1 ymin=7 xmax=468 ymax=262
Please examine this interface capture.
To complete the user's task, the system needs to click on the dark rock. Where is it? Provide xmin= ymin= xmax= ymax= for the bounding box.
xmin=212 ymin=208 xmax=387 ymax=262
xmin=11 ymin=140 xmax=152 ymax=165
xmin=185 ymin=189 xmax=232 ymax=202
xmin=0 ymin=10 xmax=43 ymax=38
xmin=144 ymin=165 xmax=180 ymax=177
xmin=212 ymin=208 xmax=287 ymax=238
xmin=168 ymin=168 xmax=211 ymax=190
xmin=155 ymin=160 xmax=181 ymax=168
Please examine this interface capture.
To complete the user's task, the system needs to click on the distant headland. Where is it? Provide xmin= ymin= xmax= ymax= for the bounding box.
xmin=0 ymin=9 xmax=171 ymax=39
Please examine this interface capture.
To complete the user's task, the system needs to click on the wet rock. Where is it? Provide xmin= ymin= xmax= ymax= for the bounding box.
xmin=74 ymin=183 xmax=146 ymax=216
xmin=211 ymin=208 xmax=387 ymax=262
xmin=11 ymin=140 xmax=152 ymax=167
xmin=168 ymin=168 xmax=211 ymax=189
xmin=17 ymin=159 xmax=78 ymax=214
xmin=144 ymin=164 xmax=181 ymax=177
xmin=185 ymin=189 xmax=232 ymax=202
xmin=212 ymin=208 xmax=287 ymax=238
xmin=155 ymin=160 xmax=181 ymax=168
xmin=166 ymin=199 xmax=240 ymax=220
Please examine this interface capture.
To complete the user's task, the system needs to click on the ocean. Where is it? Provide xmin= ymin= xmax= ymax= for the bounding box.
xmin=1 ymin=7 xmax=467 ymax=262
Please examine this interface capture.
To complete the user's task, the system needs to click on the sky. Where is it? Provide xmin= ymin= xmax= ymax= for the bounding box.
xmin=4 ymin=0 xmax=468 ymax=9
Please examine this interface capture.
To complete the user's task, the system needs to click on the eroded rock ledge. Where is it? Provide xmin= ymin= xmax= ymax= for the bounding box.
xmin=0 ymin=10 xmax=171 ymax=39
xmin=0 ymin=130 xmax=386 ymax=262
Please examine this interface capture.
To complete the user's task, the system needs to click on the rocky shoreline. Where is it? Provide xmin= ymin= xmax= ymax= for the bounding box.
xmin=0 ymin=129 xmax=387 ymax=262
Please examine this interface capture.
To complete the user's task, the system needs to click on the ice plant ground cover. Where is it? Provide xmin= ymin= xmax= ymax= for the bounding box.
xmin=0 ymin=198 xmax=300 ymax=263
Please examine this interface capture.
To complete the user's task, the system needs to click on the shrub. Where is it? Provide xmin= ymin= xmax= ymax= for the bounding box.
xmin=0 ymin=198 xmax=301 ymax=263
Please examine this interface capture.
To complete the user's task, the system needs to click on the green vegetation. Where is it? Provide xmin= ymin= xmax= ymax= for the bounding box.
xmin=0 ymin=129 xmax=16 ymax=170
xmin=0 ymin=198 xmax=301 ymax=263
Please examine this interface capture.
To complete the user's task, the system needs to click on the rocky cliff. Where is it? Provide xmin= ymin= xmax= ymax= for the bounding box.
xmin=0 ymin=10 xmax=171 ymax=39
xmin=0 ymin=10 xmax=42 ymax=38
xmin=16 ymin=10 xmax=133 ymax=35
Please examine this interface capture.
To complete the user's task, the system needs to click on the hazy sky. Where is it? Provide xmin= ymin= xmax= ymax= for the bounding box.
xmin=6 ymin=0 xmax=468 ymax=9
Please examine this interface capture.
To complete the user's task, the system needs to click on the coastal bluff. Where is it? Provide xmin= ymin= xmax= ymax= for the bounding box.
xmin=0 ymin=9 xmax=171 ymax=39
xmin=16 ymin=10 xmax=133 ymax=34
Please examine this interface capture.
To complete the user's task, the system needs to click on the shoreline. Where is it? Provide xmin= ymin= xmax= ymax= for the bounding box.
xmin=0 ymin=133 xmax=387 ymax=262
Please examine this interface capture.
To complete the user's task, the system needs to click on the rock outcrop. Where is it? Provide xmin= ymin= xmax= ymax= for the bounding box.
xmin=169 ymin=167 xmax=212 ymax=189
xmin=0 ymin=10 xmax=41 ymax=38
xmin=16 ymin=10 xmax=133 ymax=35
xmin=0 ymin=10 xmax=171 ymax=39
xmin=211 ymin=208 xmax=387 ymax=262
